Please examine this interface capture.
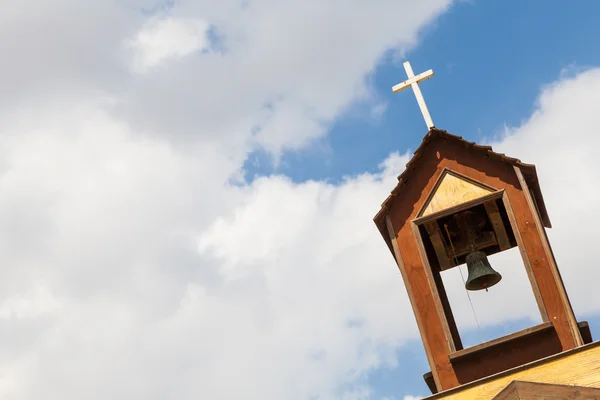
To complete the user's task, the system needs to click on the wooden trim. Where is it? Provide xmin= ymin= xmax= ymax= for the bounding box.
xmin=412 ymin=222 xmax=457 ymax=353
xmin=514 ymin=166 xmax=583 ymax=346
xmin=501 ymin=191 xmax=549 ymax=322
xmin=448 ymin=322 xmax=553 ymax=362
xmin=414 ymin=190 xmax=504 ymax=226
xmin=417 ymin=169 xmax=448 ymax=218
xmin=385 ymin=214 xmax=441 ymax=390
xmin=430 ymin=263 xmax=463 ymax=351
xmin=424 ymin=221 xmax=452 ymax=270
xmin=417 ymin=168 xmax=498 ymax=219
xmin=529 ymin=189 xmax=540 ymax=220
xmin=483 ymin=200 xmax=511 ymax=251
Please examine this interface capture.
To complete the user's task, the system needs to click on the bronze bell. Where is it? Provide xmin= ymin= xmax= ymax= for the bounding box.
xmin=465 ymin=250 xmax=502 ymax=291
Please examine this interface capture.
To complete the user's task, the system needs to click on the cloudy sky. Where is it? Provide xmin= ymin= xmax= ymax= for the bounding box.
xmin=1 ymin=1 xmax=600 ymax=399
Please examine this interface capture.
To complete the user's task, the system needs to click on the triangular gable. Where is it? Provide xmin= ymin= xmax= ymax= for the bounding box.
xmin=418 ymin=169 xmax=497 ymax=217
xmin=373 ymin=128 xmax=551 ymax=259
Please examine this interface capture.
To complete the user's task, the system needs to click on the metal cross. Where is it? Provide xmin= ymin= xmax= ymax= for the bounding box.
xmin=392 ymin=61 xmax=435 ymax=130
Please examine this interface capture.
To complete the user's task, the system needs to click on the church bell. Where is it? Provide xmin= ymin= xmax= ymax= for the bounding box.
xmin=465 ymin=250 xmax=502 ymax=291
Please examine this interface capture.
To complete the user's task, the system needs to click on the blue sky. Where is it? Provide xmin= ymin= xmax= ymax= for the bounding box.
xmin=243 ymin=1 xmax=600 ymax=397
xmin=246 ymin=1 xmax=600 ymax=184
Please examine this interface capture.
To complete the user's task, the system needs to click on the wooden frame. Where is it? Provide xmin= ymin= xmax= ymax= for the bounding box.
xmin=424 ymin=221 xmax=452 ymax=271
xmin=378 ymin=134 xmax=586 ymax=392
xmin=501 ymin=190 xmax=549 ymax=322
xmin=448 ymin=322 xmax=554 ymax=363
xmin=414 ymin=190 xmax=505 ymax=226
xmin=410 ymin=189 xmax=554 ymax=359
xmin=484 ymin=200 xmax=511 ymax=251
xmin=415 ymin=188 xmax=513 ymax=271
xmin=513 ymin=167 xmax=582 ymax=346
xmin=412 ymin=222 xmax=459 ymax=354
xmin=385 ymin=215 xmax=443 ymax=389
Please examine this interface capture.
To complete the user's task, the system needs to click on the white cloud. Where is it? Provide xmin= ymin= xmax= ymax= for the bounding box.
xmin=114 ymin=0 xmax=453 ymax=155
xmin=0 ymin=285 xmax=62 ymax=320
xmin=194 ymin=67 xmax=600 ymax=397
xmin=489 ymin=68 xmax=600 ymax=318
xmin=0 ymin=0 xmax=454 ymax=398
xmin=126 ymin=16 xmax=212 ymax=73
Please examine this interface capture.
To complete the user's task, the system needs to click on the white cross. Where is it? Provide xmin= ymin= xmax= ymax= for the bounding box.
xmin=392 ymin=61 xmax=435 ymax=130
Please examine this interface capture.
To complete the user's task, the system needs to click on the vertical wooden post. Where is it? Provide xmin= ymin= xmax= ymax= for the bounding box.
xmin=385 ymin=215 xmax=443 ymax=390
xmin=501 ymin=192 xmax=549 ymax=322
xmin=513 ymin=167 xmax=583 ymax=348
xmin=388 ymin=207 xmax=461 ymax=390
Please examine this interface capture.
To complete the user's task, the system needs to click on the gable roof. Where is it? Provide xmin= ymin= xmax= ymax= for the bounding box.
xmin=373 ymin=128 xmax=551 ymax=255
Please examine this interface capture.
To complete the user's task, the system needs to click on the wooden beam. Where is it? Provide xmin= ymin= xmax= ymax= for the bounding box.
xmin=385 ymin=215 xmax=441 ymax=391
xmin=514 ymin=166 xmax=583 ymax=347
xmin=414 ymin=190 xmax=504 ymax=226
xmin=448 ymin=322 xmax=553 ymax=363
xmin=392 ymin=68 xmax=434 ymax=92
xmin=450 ymin=230 xmax=496 ymax=258
xmin=412 ymin=222 xmax=458 ymax=353
xmin=501 ymin=192 xmax=549 ymax=322
xmin=423 ymin=222 xmax=464 ymax=353
xmin=424 ymin=221 xmax=453 ymax=270
xmin=484 ymin=200 xmax=511 ymax=251
xmin=431 ymin=265 xmax=463 ymax=352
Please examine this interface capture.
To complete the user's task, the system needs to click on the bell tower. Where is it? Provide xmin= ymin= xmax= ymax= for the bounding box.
xmin=375 ymin=61 xmax=599 ymax=398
